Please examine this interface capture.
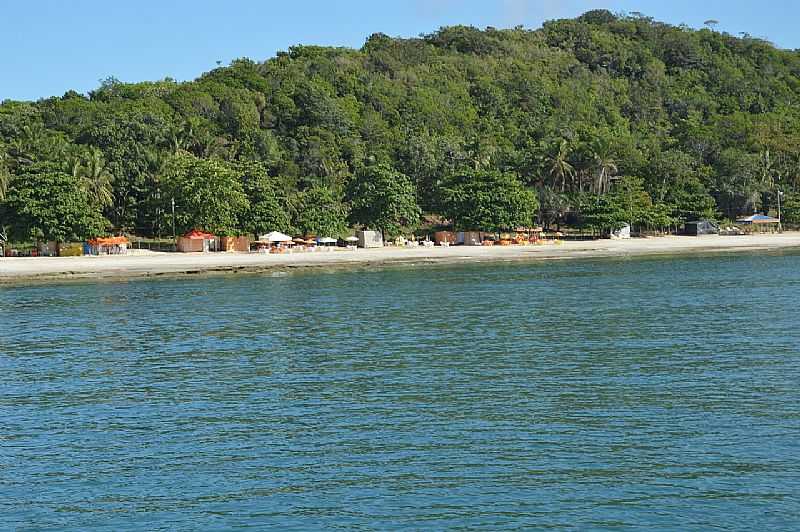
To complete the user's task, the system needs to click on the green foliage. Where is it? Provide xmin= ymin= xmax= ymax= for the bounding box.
xmin=161 ymin=152 xmax=249 ymax=235
xmin=3 ymin=163 xmax=108 ymax=241
xmin=780 ymin=193 xmax=800 ymax=225
xmin=235 ymin=161 xmax=291 ymax=235
xmin=292 ymin=185 xmax=349 ymax=237
xmin=579 ymin=194 xmax=629 ymax=233
xmin=663 ymin=177 xmax=718 ymax=222
xmin=2 ymin=12 xmax=800 ymax=240
xmin=439 ymin=170 xmax=538 ymax=231
xmin=348 ymin=164 xmax=420 ymax=237
xmin=580 ymin=176 xmax=676 ymax=232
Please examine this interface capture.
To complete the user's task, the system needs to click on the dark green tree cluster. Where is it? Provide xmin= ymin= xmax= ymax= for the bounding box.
xmin=4 ymin=10 xmax=800 ymax=242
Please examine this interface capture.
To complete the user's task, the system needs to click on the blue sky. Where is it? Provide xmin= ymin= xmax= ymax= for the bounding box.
xmin=2 ymin=0 xmax=795 ymax=101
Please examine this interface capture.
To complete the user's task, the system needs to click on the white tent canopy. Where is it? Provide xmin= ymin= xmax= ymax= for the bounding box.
xmin=317 ymin=237 xmax=337 ymax=243
xmin=259 ymin=231 xmax=293 ymax=242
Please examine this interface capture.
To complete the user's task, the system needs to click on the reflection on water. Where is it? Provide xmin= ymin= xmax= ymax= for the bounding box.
xmin=2 ymin=252 xmax=800 ymax=529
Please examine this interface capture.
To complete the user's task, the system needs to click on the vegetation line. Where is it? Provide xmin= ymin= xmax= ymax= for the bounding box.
xmin=2 ymin=9 xmax=799 ymax=247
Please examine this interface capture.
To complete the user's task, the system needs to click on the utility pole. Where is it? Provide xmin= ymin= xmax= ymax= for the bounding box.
xmin=629 ymin=186 xmax=633 ymax=229
xmin=171 ymin=197 xmax=177 ymax=247
xmin=777 ymin=190 xmax=783 ymax=232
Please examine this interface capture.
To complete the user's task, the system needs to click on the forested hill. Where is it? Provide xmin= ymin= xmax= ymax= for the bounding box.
xmin=3 ymin=9 xmax=800 ymax=241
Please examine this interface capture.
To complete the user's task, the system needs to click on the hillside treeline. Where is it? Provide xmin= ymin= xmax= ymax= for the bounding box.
xmin=3 ymin=9 xmax=800 ymax=242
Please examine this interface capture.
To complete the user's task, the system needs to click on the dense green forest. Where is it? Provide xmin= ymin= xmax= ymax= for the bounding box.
xmin=3 ymin=9 xmax=800 ymax=244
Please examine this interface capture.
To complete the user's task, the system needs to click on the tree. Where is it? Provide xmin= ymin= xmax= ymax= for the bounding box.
xmin=235 ymin=161 xmax=291 ymax=235
xmin=546 ymin=139 xmax=575 ymax=192
xmin=438 ymin=170 xmax=538 ymax=232
xmin=140 ymin=147 xmax=170 ymax=237
xmin=611 ymin=176 xmax=680 ymax=231
xmin=590 ymin=137 xmax=618 ymax=195
xmin=0 ymin=151 xmax=10 ymax=201
xmin=538 ymin=187 xmax=571 ymax=230
xmin=292 ymin=185 xmax=349 ymax=237
xmin=6 ymin=15 xmax=800 ymax=233
xmin=581 ymin=177 xmax=674 ymax=234
xmin=76 ymin=146 xmax=114 ymax=209
xmin=3 ymin=163 xmax=107 ymax=242
xmin=781 ymin=193 xmax=800 ymax=226
xmin=348 ymin=164 xmax=421 ymax=237
xmin=161 ymin=152 xmax=249 ymax=235
xmin=663 ymin=177 xmax=718 ymax=223
xmin=579 ymin=194 xmax=628 ymax=234
xmin=578 ymin=9 xmax=617 ymax=25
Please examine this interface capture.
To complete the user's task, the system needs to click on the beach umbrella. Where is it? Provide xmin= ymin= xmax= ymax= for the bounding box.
xmin=317 ymin=237 xmax=337 ymax=244
xmin=293 ymin=237 xmax=307 ymax=244
xmin=260 ymin=231 xmax=292 ymax=242
xmin=345 ymin=236 xmax=358 ymax=242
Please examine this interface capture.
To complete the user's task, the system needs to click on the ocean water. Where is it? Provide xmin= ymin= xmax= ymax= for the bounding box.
xmin=2 ymin=252 xmax=799 ymax=530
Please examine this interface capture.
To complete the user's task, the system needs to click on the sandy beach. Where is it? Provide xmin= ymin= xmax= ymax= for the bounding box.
xmin=2 ymin=233 xmax=799 ymax=284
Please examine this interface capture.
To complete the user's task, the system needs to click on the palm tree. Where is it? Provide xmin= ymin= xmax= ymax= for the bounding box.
xmin=539 ymin=186 xmax=571 ymax=230
xmin=0 ymin=145 xmax=13 ymax=201
xmin=591 ymin=138 xmax=618 ymax=195
xmin=546 ymin=139 xmax=575 ymax=192
xmin=6 ymin=123 xmax=44 ymax=167
xmin=78 ymin=147 xmax=115 ymax=208
xmin=167 ymin=119 xmax=199 ymax=153
xmin=0 ymin=160 xmax=10 ymax=201
xmin=143 ymin=147 xmax=170 ymax=237
xmin=62 ymin=143 xmax=85 ymax=179
xmin=754 ymin=149 xmax=781 ymax=214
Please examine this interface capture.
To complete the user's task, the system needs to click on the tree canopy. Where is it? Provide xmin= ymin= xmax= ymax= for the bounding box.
xmin=439 ymin=170 xmax=538 ymax=231
xmin=2 ymin=163 xmax=108 ymax=241
xmin=292 ymin=185 xmax=349 ymax=237
xmin=3 ymin=11 xmax=800 ymax=241
xmin=161 ymin=152 xmax=249 ymax=235
xmin=348 ymin=164 xmax=421 ymax=237
xmin=236 ymin=161 xmax=291 ymax=235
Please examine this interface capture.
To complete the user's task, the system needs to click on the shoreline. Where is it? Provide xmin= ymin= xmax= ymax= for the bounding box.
xmin=2 ymin=234 xmax=800 ymax=285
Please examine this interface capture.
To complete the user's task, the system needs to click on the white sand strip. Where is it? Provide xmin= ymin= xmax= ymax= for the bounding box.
xmin=2 ymin=234 xmax=799 ymax=283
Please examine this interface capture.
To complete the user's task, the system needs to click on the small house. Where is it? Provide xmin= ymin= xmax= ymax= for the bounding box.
xmin=610 ymin=224 xmax=631 ymax=239
xmin=460 ymin=231 xmax=497 ymax=246
xmin=460 ymin=231 xmax=482 ymax=246
xmin=357 ymin=230 xmax=383 ymax=248
xmin=177 ymin=230 xmax=219 ymax=252
xmin=220 ymin=235 xmax=250 ymax=252
xmin=434 ymin=231 xmax=456 ymax=246
xmin=684 ymin=220 xmax=719 ymax=236
xmin=736 ymin=214 xmax=780 ymax=232
xmin=41 ymin=241 xmax=85 ymax=257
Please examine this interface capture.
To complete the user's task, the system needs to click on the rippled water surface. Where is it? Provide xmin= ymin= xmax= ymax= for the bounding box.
xmin=2 ymin=252 xmax=800 ymax=529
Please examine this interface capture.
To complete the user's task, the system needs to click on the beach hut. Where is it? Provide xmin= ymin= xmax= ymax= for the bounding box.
xmin=610 ymin=224 xmax=631 ymax=239
xmin=434 ymin=231 xmax=456 ymax=246
xmin=736 ymin=214 xmax=780 ymax=233
xmin=684 ymin=220 xmax=719 ymax=236
xmin=88 ymin=236 xmax=129 ymax=255
xmin=220 ymin=235 xmax=250 ymax=252
xmin=40 ymin=241 xmax=85 ymax=256
xmin=356 ymin=230 xmax=383 ymax=248
xmin=317 ymin=237 xmax=337 ymax=250
xmin=461 ymin=231 xmax=482 ymax=246
xmin=177 ymin=230 xmax=218 ymax=252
